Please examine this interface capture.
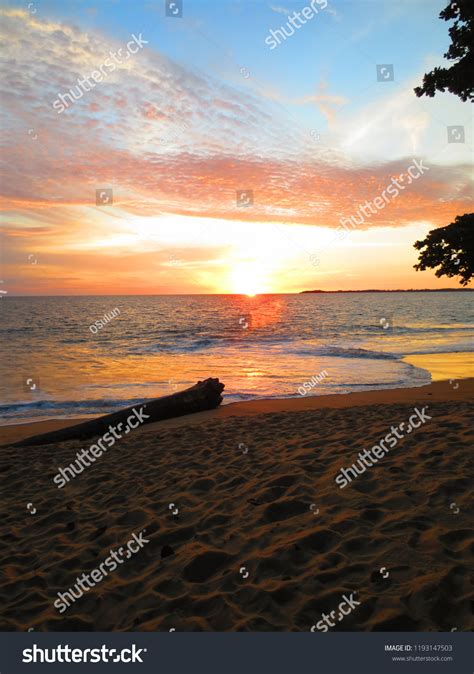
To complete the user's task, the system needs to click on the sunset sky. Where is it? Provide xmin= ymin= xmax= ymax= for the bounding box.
xmin=0 ymin=0 xmax=472 ymax=294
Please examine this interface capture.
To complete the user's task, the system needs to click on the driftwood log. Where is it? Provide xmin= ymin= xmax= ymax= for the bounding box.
xmin=13 ymin=378 xmax=224 ymax=447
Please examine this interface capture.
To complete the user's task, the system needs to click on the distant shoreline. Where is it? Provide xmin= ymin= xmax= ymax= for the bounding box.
xmin=2 ymin=289 xmax=473 ymax=297
xmin=300 ymin=288 xmax=473 ymax=293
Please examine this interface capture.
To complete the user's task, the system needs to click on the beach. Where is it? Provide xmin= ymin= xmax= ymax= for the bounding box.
xmin=1 ymin=378 xmax=472 ymax=632
xmin=3 ymin=3 xmax=474 ymax=671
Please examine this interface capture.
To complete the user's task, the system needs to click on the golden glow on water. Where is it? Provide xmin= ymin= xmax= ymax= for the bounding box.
xmin=2 ymin=295 xmax=471 ymax=423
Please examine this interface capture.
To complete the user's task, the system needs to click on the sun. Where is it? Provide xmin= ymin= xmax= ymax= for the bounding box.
xmin=229 ymin=261 xmax=268 ymax=295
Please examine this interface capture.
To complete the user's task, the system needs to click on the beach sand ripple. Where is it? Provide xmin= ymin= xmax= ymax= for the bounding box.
xmin=0 ymin=385 xmax=473 ymax=631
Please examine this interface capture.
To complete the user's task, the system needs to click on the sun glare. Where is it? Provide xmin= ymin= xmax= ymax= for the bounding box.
xmin=230 ymin=261 xmax=267 ymax=296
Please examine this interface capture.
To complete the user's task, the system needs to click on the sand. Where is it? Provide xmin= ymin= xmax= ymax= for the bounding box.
xmin=1 ymin=379 xmax=473 ymax=631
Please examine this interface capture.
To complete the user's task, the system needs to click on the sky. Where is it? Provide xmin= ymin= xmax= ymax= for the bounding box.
xmin=0 ymin=0 xmax=472 ymax=294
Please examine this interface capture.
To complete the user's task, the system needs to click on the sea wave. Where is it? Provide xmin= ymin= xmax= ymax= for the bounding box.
xmin=0 ymin=397 xmax=150 ymax=415
xmin=121 ymin=329 xmax=474 ymax=357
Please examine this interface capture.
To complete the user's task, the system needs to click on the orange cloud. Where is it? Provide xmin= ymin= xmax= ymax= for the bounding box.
xmin=1 ymin=9 xmax=472 ymax=294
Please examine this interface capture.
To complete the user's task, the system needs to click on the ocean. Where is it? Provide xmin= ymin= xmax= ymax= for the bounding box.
xmin=0 ymin=292 xmax=473 ymax=423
